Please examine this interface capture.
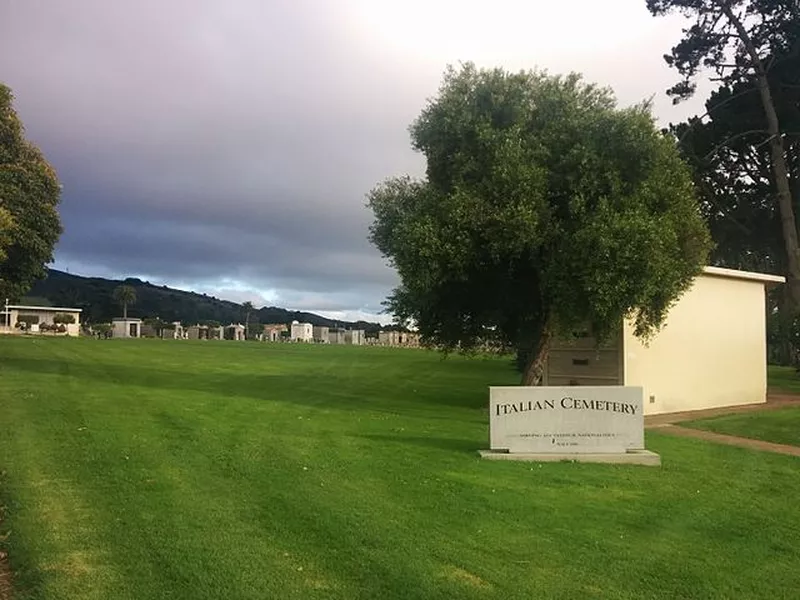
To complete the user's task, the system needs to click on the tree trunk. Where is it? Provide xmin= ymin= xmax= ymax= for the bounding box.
xmin=123 ymin=302 xmax=128 ymax=319
xmin=723 ymin=4 xmax=800 ymax=310
xmin=521 ymin=324 xmax=552 ymax=386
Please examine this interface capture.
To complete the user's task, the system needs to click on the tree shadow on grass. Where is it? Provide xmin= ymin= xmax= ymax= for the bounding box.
xmin=0 ymin=355 xmax=490 ymax=421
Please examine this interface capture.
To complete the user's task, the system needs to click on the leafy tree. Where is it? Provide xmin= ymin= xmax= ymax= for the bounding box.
xmin=647 ymin=0 xmax=800 ymax=309
xmin=0 ymin=206 xmax=14 ymax=263
xmin=367 ymin=63 xmax=712 ymax=385
xmin=113 ymin=284 xmax=137 ymax=319
xmin=0 ymin=84 xmax=62 ymax=300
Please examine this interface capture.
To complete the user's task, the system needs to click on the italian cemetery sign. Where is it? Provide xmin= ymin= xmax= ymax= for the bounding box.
xmin=481 ymin=386 xmax=660 ymax=465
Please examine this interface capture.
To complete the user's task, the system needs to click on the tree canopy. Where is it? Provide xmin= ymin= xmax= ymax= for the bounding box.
xmin=0 ymin=83 xmax=62 ymax=301
xmin=367 ymin=64 xmax=712 ymax=384
xmin=672 ymin=44 xmax=799 ymax=276
xmin=113 ymin=284 xmax=137 ymax=319
xmin=647 ymin=0 xmax=800 ymax=308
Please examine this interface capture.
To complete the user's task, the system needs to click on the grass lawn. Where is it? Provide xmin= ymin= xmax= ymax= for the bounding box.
xmin=768 ymin=365 xmax=800 ymax=395
xmin=0 ymin=338 xmax=799 ymax=599
xmin=674 ymin=365 xmax=800 ymax=445
xmin=680 ymin=406 xmax=800 ymax=447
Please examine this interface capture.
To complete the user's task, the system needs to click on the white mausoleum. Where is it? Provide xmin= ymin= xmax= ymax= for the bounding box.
xmin=543 ymin=266 xmax=785 ymax=415
xmin=290 ymin=321 xmax=313 ymax=342
xmin=112 ymin=318 xmax=142 ymax=338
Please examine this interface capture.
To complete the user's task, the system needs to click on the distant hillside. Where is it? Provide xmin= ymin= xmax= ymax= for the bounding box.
xmin=26 ymin=269 xmax=393 ymax=333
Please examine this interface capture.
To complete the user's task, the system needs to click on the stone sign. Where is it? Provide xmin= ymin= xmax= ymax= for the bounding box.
xmin=489 ymin=386 xmax=644 ymax=454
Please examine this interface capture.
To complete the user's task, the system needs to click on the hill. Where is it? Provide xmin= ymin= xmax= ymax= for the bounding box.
xmin=25 ymin=269 xmax=391 ymax=333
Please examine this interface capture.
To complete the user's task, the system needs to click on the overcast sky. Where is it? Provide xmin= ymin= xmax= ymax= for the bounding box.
xmin=0 ymin=0 xmax=709 ymax=323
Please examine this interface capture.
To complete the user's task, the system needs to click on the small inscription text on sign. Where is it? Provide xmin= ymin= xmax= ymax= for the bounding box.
xmin=489 ymin=386 xmax=644 ymax=454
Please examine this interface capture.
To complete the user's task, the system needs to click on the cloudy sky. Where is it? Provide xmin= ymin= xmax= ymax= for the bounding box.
xmin=0 ymin=0 xmax=709 ymax=323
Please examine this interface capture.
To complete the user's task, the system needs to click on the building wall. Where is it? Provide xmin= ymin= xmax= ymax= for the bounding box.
xmin=291 ymin=322 xmax=313 ymax=341
xmin=263 ymin=324 xmax=286 ymax=341
xmin=543 ymin=330 xmax=622 ymax=387
xmin=312 ymin=326 xmax=329 ymax=343
xmin=346 ymin=330 xmax=365 ymax=345
xmin=225 ymin=325 xmax=245 ymax=340
xmin=164 ymin=323 xmax=185 ymax=339
xmin=112 ymin=319 xmax=141 ymax=338
xmin=623 ymin=273 xmax=769 ymax=415
xmin=377 ymin=331 xmax=420 ymax=347
xmin=4 ymin=307 xmax=82 ymax=337
xmin=328 ymin=329 xmax=346 ymax=344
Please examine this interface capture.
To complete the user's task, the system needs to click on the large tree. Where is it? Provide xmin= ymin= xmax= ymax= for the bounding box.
xmin=0 ymin=83 xmax=62 ymax=300
xmin=367 ymin=64 xmax=712 ymax=385
xmin=113 ymin=284 xmax=137 ymax=319
xmin=646 ymin=0 xmax=800 ymax=308
xmin=672 ymin=45 xmax=799 ymax=275
xmin=673 ymin=52 xmax=799 ymax=363
xmin=0 ymin=206 xmax=14 ymax=264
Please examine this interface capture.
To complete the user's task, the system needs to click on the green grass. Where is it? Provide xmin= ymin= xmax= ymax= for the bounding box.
xmin=1 ymin=338 xmax=799 ymax=599
xmin=768 ymin=365 xmax=800 ymax=394
xmin=675 ymin=365 xmax=800 ymax=446
xmin=681 ymin=407 xmax=800 ymax=447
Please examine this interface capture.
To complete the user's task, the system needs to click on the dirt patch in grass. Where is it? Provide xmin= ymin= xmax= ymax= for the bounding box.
xmin=440 ymin=565 xmax=492 ymax=590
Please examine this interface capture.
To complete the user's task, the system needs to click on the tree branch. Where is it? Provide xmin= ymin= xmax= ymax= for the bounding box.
xmin=677 ymin=86 xmax=760 ymax=143
xmin=702 ymin=129 xmax=772 ymax=161
xmin=698 ymin=180 xmax=752 ymax=236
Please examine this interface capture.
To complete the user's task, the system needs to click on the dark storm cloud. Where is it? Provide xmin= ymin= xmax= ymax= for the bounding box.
xmin=0 ymin=0 xmax=705 ymax=317
xmin=0 ymin=0 xmax=426 ymax=315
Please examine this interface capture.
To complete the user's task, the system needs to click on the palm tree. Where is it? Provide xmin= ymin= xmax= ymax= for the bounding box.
xmin=113 ymin=285 xmax=137 ymax=319
xmin=242 ymin=301 xmax=254 ymax=339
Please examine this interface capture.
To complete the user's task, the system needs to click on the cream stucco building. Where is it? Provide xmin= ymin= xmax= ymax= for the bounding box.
xmin=543 ymin=266 xmax=784 ymax=415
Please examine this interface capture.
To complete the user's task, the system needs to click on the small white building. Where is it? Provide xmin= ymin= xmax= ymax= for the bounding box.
xmin=312 ymin=325 xmax=329 ymax=343
xmin=290 ymin=321 xmax=313 ymax=342
xmin=1 ymin=304 xmax=82 ymax=336
xmin=328 ymin=328 xmax=347 ymax=344
xmin=225 ymin=323 xmax=246 ymax=341
xmin=263 ymin=324 xmax=287 ymax=342
xmin=112 ymin=318 xmax=142 ymax=338
xmin=162 ymin=322 xmax=185 ymax=339
xmin=346 ymin=329 xmax=365 ymax=345
xmin=543 ymin=266 xmax=785 ymax=415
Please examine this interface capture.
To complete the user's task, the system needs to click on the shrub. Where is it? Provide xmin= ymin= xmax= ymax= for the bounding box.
xmin=17 ymin=314 xmax=39 ymax=326
xmin=53 ymin=313 xmax=76 ymax=324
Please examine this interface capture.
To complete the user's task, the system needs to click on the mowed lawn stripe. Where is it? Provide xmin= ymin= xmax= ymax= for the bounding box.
xmin=1 ymin=338 xmax=799 ymax=599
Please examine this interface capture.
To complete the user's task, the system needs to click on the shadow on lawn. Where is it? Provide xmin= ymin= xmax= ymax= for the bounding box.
xmin=0 ymin=355 xmax=491 ymax=417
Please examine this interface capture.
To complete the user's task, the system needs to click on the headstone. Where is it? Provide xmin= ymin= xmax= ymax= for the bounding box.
xmin=484 ymin=386 xmax=657 ymax=464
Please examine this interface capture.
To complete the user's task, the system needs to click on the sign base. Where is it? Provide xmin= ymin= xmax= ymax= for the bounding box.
xmin=478 ymin=448 xmax=661 ymax=466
